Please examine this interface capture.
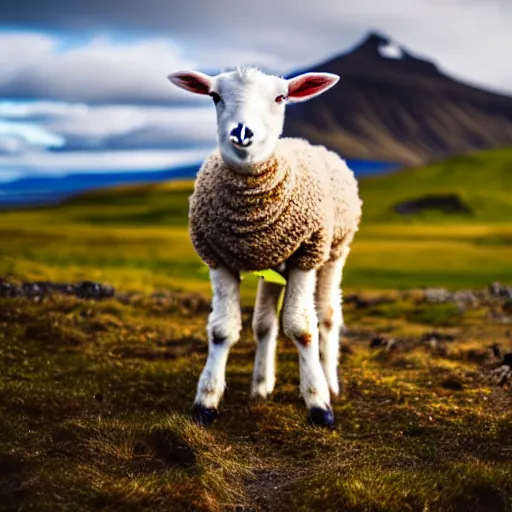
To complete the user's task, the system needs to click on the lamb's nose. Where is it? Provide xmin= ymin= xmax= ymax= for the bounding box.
xmin=229 ymin=123 xmax=254 ymax=147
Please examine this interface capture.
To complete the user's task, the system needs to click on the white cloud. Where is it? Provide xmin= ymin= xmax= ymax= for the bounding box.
xmin=294 ymin=0 xmax=512 ymax=93
xmin=0 ymin=100 xmax=217 ymax=150
xmin=0 ymin=100 xmax=89 ymax=118
xmin=0 ymin=120 xmax=65 ymax=149
xmin=1 ymin=2 xmax=512 ymax=187
xmin=2 ymin=10 xmax=512 ymax=105
xmin=0 ymin=134 xmax=29 ymax=155
xmin=0 ymin=32 xmax=208 ymax=104
xmin=46 ymin=103 xmax=217 ymax=149
xmin=0 ymin=100 xmax=217 ymax=182
xmin=0 ymin=32 xmax=56 ymax=80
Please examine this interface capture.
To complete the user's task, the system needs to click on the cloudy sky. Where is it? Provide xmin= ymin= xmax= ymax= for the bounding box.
xmin=1 ymin=0 xmax=512 ymax=184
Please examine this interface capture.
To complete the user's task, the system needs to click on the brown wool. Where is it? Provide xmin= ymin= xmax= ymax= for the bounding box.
xmin=188 ymin=138 xmax=363 ymax=272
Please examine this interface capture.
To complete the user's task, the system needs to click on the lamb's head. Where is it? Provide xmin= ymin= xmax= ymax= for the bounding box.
xmin=168 ymin=67 xmax=339 ymax=170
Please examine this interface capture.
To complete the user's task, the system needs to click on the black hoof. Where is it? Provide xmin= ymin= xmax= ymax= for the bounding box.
xmin=191 ymin=403 xmax=218 ymax=427
xmin=307 ymin=407 xmax=335 ymax=429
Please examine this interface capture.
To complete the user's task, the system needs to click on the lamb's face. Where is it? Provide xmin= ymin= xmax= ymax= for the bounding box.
xmin=168 ymin=67 xmax=340 ymax=171
xmin=211 ymin=69 xmax=288 ymax=167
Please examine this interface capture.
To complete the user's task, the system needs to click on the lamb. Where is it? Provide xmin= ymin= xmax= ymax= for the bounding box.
xmin=168 ymin=66 xmax=362 ymax=428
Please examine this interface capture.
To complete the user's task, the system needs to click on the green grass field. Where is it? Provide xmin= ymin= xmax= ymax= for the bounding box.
xmin=0 ymin=147 xmax=511 ymax=511
xmin=1 ymin=147 xmax=512 ymax=295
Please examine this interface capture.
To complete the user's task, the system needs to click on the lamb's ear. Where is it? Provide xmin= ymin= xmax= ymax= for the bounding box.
xmin=167 ymin=70 xmax=212 ymax=95
xmin=286 ymin=72 xmax=339 ymax=103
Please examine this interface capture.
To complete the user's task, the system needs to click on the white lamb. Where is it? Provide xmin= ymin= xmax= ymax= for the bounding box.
xmin=169 ymin=66 xmax=362 ymax=428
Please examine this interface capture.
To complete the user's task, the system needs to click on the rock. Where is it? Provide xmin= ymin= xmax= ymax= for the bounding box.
xmin=450 ymin=290 xmax=480 ymax=309
xmin=420 ymin=331 xmax=456 ymax=343
xmin=394 ymin=194 xmax=473 ymax=215
xmin=491 ymin=364 xmax=512 ymax=387
xmin=0 ymin=278 xmax=115 ymax=301
xmin=52 ymin=283 xmax=76 ymax=295
xmin=486 ymin=310 xmax=512 ymax=324
xmin=344 ymin=294 xmax=392 ymax=308
xmin=423 ymin=288 xmax=450 ymax=303
xmin=0 ymin=279 xmax=19 ymax=298
xmin=75 ymin=281 xmax=115 ymax=300
xmin=423 ymin=287 xmax=481 ymax=310
xmin=489 ymin=282 xmax=512 ymax=300
xmin=21 ymin=282 xmax=50 ymax=299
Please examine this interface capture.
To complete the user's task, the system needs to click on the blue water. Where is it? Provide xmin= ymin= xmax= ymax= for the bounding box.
xmin=346 ymin=159 xmax=399 ymax=176
xmin=0 ymin=159 xmax=399 ymax=208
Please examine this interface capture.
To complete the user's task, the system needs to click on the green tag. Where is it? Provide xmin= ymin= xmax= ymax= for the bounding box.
xmin=200 ymin=265 xmax=286 ymax=285
xmin=246 ymin=269 xmax=287 ymax=285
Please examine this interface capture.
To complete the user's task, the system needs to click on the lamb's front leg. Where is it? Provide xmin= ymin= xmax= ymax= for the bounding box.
xmin=192 ymin=266 xmax=242 ymax=426
xmin=282 ymin=267 xmax=334 ymax=428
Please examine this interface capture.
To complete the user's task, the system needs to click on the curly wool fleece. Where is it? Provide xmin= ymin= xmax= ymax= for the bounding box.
xmin=188 ymin=138 xmax=362 ymax=272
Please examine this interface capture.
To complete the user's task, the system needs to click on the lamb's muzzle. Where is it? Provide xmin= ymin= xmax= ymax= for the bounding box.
xmin=229 ymin=123 xmax=254 ymax=147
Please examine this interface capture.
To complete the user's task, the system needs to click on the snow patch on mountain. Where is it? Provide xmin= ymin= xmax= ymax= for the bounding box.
xmin=378 ymin=40 xmax=404 ymax=59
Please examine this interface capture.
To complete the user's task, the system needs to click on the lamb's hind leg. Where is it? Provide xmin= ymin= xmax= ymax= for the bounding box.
xmin=192 ymin=266 xmax=242 ymax=426
xmin=282 ymin=267 xmax=333 ymax=428
xmin=251 ymin=279 xmax=283 ymax=399
xmin=316 ymin=247 xmax=350 ymax=397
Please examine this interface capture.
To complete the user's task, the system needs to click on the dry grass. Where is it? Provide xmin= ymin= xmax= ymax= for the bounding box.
xmin=1 ymin=287 xmax=511 ymax=511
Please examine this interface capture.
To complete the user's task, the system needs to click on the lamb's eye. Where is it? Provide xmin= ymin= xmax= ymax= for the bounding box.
xmin=209 ymin=92 xmax=222 ymax=105
xmin=275 ymin=94 xmax=287 ymax=104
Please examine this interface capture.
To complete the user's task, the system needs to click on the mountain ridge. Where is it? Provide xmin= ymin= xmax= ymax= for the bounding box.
xmin=283 ymin=31 xmax=512 ymax=165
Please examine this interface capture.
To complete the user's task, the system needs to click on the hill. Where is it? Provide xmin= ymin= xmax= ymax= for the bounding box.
xmin=51 ymin=147 xmax=512 ymax=226
xmin=360 ymin=147 xmax=512 ymax=224
xmin=0 ymin=148 xmax=511 ymax=292
xmin=283 ymin=32 xmax=512 ymax=165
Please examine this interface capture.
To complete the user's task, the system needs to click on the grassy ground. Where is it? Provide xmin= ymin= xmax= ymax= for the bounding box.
xmin=2 ymin=148 xmax=512 ymax=294
xmin=1 ymin=147 xmax=512 ymax=510
xmin=0 ymin=286 xmax=511 ymax=511
xmin=360 ymin=148 xmax=512 ymax=224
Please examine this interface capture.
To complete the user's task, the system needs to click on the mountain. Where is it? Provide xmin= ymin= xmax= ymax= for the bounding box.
xmin=283 ymin=31 xmax=512 ymax=165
